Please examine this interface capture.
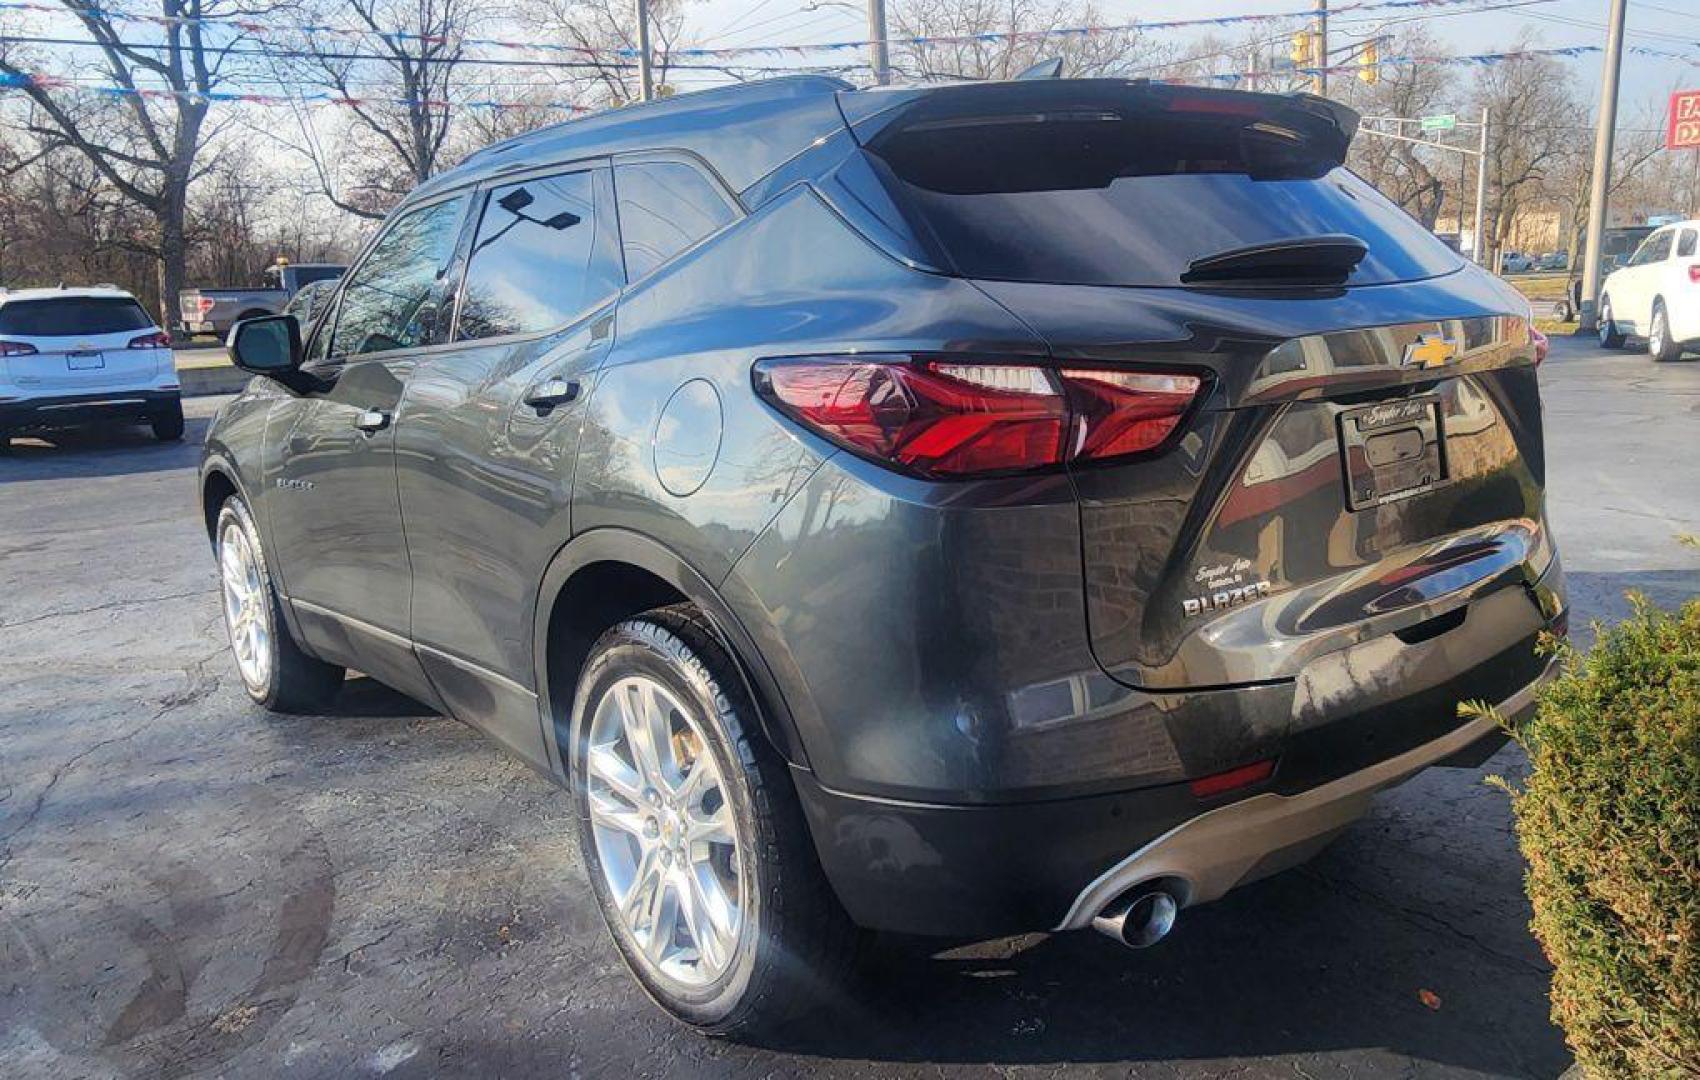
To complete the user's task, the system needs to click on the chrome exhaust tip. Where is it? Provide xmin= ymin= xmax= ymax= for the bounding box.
xmin=1091 ymin=887 xmax=1179 ymax=949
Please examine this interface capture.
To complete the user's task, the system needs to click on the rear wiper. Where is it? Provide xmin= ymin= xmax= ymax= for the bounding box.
xmin=1181 ymin=234 xmax=1368 ymax=286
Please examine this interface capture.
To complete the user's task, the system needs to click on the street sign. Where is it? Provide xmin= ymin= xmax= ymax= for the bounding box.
xmin=1668 ymin=89 xmax=1700 ymax=150
xmin=1421 ymin=114 xmax=1457 ymax=132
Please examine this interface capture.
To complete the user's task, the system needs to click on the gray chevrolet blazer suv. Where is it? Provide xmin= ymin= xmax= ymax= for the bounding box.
xmin=201 ymin=75 xmax=1566 ymax=1033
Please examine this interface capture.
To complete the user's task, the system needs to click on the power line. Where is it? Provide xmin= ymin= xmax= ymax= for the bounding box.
xmin=1627 ymin=0 xmax=1700 ymax=24
xmin=0 ymin=34 xmax=848 ymax=75
xmin=0 ymin=0 xmax=1600 ymax=63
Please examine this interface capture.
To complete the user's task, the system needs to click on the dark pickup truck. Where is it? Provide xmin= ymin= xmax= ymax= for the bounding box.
xmin=178 ymin=262 xmax=345 ymax=339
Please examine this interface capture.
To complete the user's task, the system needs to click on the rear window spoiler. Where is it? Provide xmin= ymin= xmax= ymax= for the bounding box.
xmin=841 ymin=79 xmax=1359 ymax=177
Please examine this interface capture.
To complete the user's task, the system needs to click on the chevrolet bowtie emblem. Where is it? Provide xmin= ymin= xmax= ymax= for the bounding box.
xmin=1405 ymin=334 xmax=1460 ymax=370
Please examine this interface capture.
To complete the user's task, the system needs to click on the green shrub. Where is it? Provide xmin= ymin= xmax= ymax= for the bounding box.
xmin=1474 ymin=596 xmax=1699 ymax=1078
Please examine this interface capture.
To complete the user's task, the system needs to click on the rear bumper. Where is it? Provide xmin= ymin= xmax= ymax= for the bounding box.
xmin=1053 ymin=652 xmax=1553 ymax=929
xmin=0 ymin=389 xmax=181 ymax=431
xmin=796 ymin=641 xmax=1559 ymax=939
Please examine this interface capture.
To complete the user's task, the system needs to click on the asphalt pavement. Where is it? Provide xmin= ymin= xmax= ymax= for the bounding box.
xmin=1 ymin=334 xmax=1696 ymax=1079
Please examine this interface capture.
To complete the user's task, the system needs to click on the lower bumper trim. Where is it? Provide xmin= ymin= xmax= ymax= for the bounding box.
xmin=1052 ymin=654 xmax=1558 ymax=931
xmin=0 ymin=389 xmax=180 ymax=430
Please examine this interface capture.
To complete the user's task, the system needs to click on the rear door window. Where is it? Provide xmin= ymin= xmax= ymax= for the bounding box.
xmin=0 ymin=297 xmax=153 ymax=336
xmin=1677 ymin=230 xmax=1696 ymax=258
xmin=862 ymin=91 xmax=1460 ymax=288
xmin=455 ymin=168 xmax=624 ymax=341
xmin=330 ymin=195 xmax=467 ymax=359
xmin=614 ymin=160 xmax=738 ymax=280
xmin=1630 ymin=231 xmax=1672 ymax=266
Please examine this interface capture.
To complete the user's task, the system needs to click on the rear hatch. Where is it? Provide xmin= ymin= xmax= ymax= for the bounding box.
xmin=179 ymin=289 xmax=217 ymax=332
xmin=0 ymin=295 xmax=169 ymax=394
xmin=844 ymin=80 xmax=1556 ymax=707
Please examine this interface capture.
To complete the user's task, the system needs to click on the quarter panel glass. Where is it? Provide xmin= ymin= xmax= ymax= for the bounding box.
xmin=614 ymin=161 xmax=738 ymax=280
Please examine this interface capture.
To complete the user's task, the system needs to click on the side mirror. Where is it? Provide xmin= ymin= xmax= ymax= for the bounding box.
xmin=228 ymin=314 xmax=301 ymax=377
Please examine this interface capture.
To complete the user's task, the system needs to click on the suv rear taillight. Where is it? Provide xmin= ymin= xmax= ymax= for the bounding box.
xmin=1688 ymin=265 xmax=1700 ymax=284
xmin=0 ymin=340 xmax=38 ymax=357
xmin=754 ymin=355 xmax=1202 ymax=478
xmin=128 ymin=330 xmax=172 ymax=349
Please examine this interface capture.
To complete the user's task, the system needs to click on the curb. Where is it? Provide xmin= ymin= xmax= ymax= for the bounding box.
xmin=180 ymin=364 xmax=250 ymax=397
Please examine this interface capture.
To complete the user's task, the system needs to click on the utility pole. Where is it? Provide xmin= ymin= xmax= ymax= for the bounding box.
xmin=1312 ymin=0 xmax=1328 ymax=97
xmin=868 ymin=0 xmax=890 ymax=86
xmin=1578 ymin=0 xmax=1629 ymax=331
xmin=1457 ymin=146 xmax=1468 ymax=250
xmin=1473 ymin=107 xmax=1490 ymax=266
xmin=635 ymin=0 xmax=655 ymax=102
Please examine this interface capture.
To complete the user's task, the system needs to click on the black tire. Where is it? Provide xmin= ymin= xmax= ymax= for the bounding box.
xmin=151 ymin=398 xmax=185 ymax=441
xmin=1598 ymin=296 xmax=1626 ymax=349
xmin=569 ymin=604 xmax=858 ymax=1037
xmin=1648 ymin=300 xmax=1682 ymax=363
xmin=1553 ymin=296 xmax=1573 ymax=323
xmin=214 ymin=496 xmax=344 ymax=712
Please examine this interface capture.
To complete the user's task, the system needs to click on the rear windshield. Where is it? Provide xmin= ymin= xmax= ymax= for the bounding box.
xmin=866 ymin=110 xmax=1461 ymax=288
xmin=0 ymin=297 xmax=154 ymax=336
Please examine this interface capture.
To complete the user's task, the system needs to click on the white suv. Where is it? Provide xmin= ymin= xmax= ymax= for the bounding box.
xmin=1598 ymin=220 xmax=1700 ymax=362
xmin=0 ymin=286 xmax=182 ymax=447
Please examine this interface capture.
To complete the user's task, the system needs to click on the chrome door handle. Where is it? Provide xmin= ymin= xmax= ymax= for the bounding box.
xmin=354 ymin=407 xmax=391 ymax=433
xmin=524 ymin=378 xmax=581 ymax=413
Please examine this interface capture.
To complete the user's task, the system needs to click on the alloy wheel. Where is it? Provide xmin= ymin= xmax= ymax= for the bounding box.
xmin=1650 ymin=309 xmax=1666 ymax=357
xmin=585 ymin=674 xmax=745 ymax=988
xmin=218 ymin=519 xmax=271 ymax=689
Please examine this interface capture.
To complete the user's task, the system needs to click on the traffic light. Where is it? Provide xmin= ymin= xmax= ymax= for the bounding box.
xmin=1358 ymin=41 xmax=1380 ymax=84
xmin=1290 ymin=30 xmax=1313 ymax=67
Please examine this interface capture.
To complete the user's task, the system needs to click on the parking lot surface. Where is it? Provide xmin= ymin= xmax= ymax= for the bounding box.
xmin=3 ymin=336 xmax=1696 ymax=1079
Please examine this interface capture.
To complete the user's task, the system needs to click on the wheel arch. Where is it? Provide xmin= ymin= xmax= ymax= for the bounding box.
xmin=201 ymin=454 xmax=312 ymax=649
xmin=533 ymin=529 xmax=808 ymax=783
xmin=201 ymin=465 xmax=239 ymax=545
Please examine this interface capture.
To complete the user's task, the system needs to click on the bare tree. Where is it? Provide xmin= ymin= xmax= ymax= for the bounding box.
xmin=0 ymin=0 xmax=274 ymax=328
xmin=1556 ymin=103 xmax=1667 ymax=255
xmin=890 ymin=0 xmax=1160 ymax=82
xmin=1337 ymin=28 xmax=1458 ymax=228
xmin=273 ymin=0 xmax=479 ymax=219
xmin=1468 ymin=37 xmax=1577 ymax=262
xmin=521 ymin=0 xmax=686 ymax=106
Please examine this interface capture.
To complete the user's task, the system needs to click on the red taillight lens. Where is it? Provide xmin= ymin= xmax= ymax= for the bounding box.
xmin=1189 ymin=758 xmax=1276 ymax=799
xmin=758 ymin=358 xmax=1067 ymax=477
xmin=756 ymin=355 xmax=1201 ymax=478
xmin=1061 ymin=368 xmax=1202 ymax=462
xmin=128 ymin=330 xmax=172 ymax=349
xmin=1688 ymin=265 xmax=1700 ymax=284
xmin=0 ymin=340 xmax=38 ymax=357
xmin=1530 ymin=327 xmax=1549 ymax=366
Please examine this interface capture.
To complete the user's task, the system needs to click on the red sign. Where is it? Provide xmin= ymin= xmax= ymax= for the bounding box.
xmin=1669 ymin=89 xmax=1700 ymax=150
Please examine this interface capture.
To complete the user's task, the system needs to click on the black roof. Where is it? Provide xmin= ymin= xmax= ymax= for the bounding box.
xmin=413 ymin=75 xmax=854 ymax=202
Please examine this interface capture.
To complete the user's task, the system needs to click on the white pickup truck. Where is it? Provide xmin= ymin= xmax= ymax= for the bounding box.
xmin=178 ymin=262 xmax=345 ymax=340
